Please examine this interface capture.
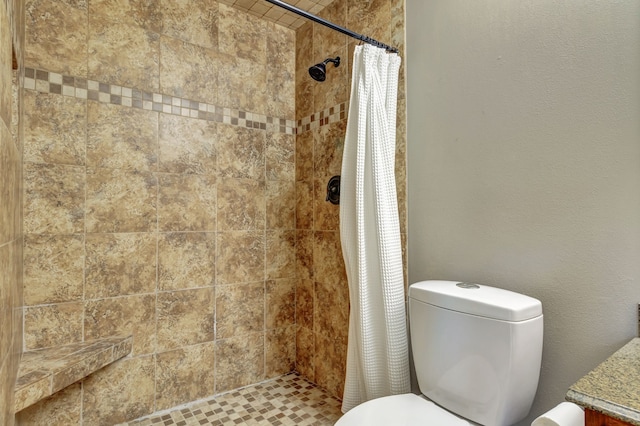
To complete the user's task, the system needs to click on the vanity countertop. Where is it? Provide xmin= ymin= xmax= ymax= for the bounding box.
xmin=566 ymin=337 xmax=640 ymax=426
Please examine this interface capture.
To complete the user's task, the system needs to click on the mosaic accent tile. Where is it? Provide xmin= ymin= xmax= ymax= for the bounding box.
xmin=297 ymin=102 xmax=347 ymax=135
xmin=122 ymin=373 xmax=342 ymax=426
xmin=23 ymin=67 xmax=297 ymax=135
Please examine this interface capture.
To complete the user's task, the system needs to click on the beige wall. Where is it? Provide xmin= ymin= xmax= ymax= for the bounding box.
xmin=407 ymin=1 xmax=640 ymax=425
xmin=0 ymin=0 xmax=23 ymax=424
xmin=294 ymin=0 xmax=406 ymax=399
xmin=18 ymin=0 xmax=296 ymax=423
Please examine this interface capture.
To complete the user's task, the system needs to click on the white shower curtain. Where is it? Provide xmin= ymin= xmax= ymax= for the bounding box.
xmin=340 ymin=44 xmax=410 ymax=413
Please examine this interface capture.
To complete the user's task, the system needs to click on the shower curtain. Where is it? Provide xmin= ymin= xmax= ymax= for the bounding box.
xmin=340 ymin=44 xmax=410 ymax=413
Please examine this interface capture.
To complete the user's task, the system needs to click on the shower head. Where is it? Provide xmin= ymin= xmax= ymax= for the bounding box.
xmin=309 ymin=57 xmax=340 ymax=82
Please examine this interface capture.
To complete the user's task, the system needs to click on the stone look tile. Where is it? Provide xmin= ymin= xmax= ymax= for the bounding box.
xmin=215 ymin=282 xmax=264 ymax=340
xmin=266 ymin=132 xmax=294 ymax=181
xmin=156 ymin=288 xmax=215 ymax=352
xmin=16 ymin=383 xmax=82 ymax=425
xmin=24 ymin=163 xmax=85 ymax=234
xmin=25 ymin=0 xmax=88 ymax=76
xmin=83 ymin=356 xmax=155 ymax=425
xmin=158 ymin=114 xmax=217 ymax=175
xmin=266 ymin=181 xmax=295 ymax=230
xmin=315 ymin=120 xmax=346 ymax=176
xmin=266 ymin=230 xmax=295 ymax=280
xmin=158 ymin=173 xmax=216 ymax=231
xmin=296 ymin=230 xmax=314 ymax=281
xmin=87 ymin=101 xmax=158 ymax=171
xmin=266 ymin=326 xmax=295 ymax=378
xmin=88 ymin=17 xmax=160 ymax=92
xmin=315 ymin=280 xmax=349 ymax=342
xmin=217 ymin=125 xmax=265 ymax=180
xmin=23 ymin=234 xmax=84 ymax=306
xmin=0 ymin=3 xmax=10 ymax=128
xmin=161 ymin=0 xmax=218 ymax=49
xmin=266 ymin=22 xmax=295 ymax=119
xmin=84 ymin=295 xmax=156 ymax=356
xmin=24 ymin=302 xmax=83 ymax=350
xmin=216 ymin=231 xmax=265 ymax=285
xmin=215 ymin=332 xmax=264 ymax=394
xmin=296 ymin=279 xmax=314 ymax=330
xmin=296 ymin=180 xmax=313 ymax=230
xmin=85 ymin=233 xmax=157 ymax=299
xmin=89 ymin=0 xmax=162 ymax=32
xmin=0 ymin=122 xmax=18 ymax=244
xmin=313 ymin=231 xmax=347 ymax=287
xmin=86 ymin=168 xmax=157 ymax=233
xmin=160 ymin=36 xmax=219 ymax=103
xmin=217 ymin=53 xmax=267 ymax=115
xmin=265 ymin=279 xmax=295 ymax=330
xmin=23 ymin=90 xmax=86 ymax=166
xmin=295 ymin=130 xmax=314 ymax=182
xmin=314 ymin=331 xmax=347 ymax=400
xmin=347 ymin=0 xmax=391 ymax=43
xmin=51 ymin=345 xmax=114 ymax=392
xmin=218 ymin=4 xmax=266 ymax=63
xmin=14 ymin=370 xmax=51 ymax=414
xmin=155 ymin=342 xmax=216 ymax=411
xmin=217 ymin=178 xmax=265 ymax=231
xmin=158 ymin=232 xmax=215 ymax=291
xmin=295 ymin=22 xmax=314 ymax=121
xmin=296 ymin=325 xmax=314 ymax=381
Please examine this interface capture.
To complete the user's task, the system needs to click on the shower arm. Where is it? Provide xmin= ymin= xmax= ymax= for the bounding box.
xmin=264 ymin=0 xmax=399 ymax=54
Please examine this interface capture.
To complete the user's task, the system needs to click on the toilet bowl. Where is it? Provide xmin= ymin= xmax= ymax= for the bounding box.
xmin=335 ymin=393 xmax=479 ymax=426
xmin=335 ymin=280 xmax=544 ymax=426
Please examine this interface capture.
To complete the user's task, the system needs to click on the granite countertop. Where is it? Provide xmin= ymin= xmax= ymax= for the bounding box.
xmin=566 ymin=338 xmax=640 ymax=425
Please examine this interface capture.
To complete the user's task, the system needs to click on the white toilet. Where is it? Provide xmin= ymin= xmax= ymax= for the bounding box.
xmin=336 ymin=280 xmax=543 ymax=426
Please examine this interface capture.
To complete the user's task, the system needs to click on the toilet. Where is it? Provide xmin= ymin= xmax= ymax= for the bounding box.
xmin=336 ymin=280 xmax=543 ymax=426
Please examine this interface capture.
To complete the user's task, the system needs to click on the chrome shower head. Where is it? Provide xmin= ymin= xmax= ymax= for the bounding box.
xmin=309 ymin=56 xmax=340 ymax=82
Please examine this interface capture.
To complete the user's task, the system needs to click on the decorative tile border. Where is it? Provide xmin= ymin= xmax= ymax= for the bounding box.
xmin=296 ymin=102 xmax=347 ymax=135
xmin=23 ymin=68 xmax=296 ymax=135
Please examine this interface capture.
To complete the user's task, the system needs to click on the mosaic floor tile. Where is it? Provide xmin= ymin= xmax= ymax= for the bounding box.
xmin=120 ymin=373 xmax=343 ymax=426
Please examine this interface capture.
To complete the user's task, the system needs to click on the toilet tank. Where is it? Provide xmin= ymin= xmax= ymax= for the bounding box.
xmin=409 ymin=280 xmax=543 ymax=426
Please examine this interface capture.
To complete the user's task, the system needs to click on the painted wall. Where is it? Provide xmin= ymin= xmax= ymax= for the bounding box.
xmin=406 ymin=1 xmax=640 ymax=424
xmin=0 ymin=0 xmax=23 ymax=424
xmin=17 ymin=0 xmax=296 ymax=423
xmin=294 ymin=0 xmax=406 ymax=399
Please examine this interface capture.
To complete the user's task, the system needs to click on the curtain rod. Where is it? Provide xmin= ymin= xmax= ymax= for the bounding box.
xmin=264 ymin=0 xmax=399 ymax=54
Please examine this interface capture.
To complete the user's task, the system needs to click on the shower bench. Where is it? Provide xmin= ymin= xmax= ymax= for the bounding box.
xmin=14 ymin=335 xmax=132 ymax=413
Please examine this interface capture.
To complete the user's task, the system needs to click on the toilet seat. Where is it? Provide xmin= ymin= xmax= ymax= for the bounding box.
xmin=335 ymin=393 xmax=474 ymax=426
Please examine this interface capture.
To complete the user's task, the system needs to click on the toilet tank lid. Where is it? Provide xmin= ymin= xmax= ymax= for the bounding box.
xmin=409 ymin=280 xmax=542 ymax=322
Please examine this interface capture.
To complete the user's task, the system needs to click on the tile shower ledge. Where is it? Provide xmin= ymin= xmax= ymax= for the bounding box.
xmin=14 ymin=336 xmax=133 ymax=413
xmin=566 ymin=338 xmax=640 ymax=425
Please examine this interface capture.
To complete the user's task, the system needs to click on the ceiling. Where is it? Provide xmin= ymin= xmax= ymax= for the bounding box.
xmin=218 ymin=0 xmax=334 ymax=29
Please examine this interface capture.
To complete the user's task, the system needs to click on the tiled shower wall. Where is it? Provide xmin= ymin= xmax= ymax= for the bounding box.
xmin=17 ymin=0 xmax=297 ymax=424
xmin=294 ymin=0 xmax=407 ymax=399
xmin=0 ymin=0 xmax=24 ymax=424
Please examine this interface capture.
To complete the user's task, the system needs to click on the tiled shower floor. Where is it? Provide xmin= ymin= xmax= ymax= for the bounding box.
xmin=120 ymin=373 xmax=343 ymax=426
